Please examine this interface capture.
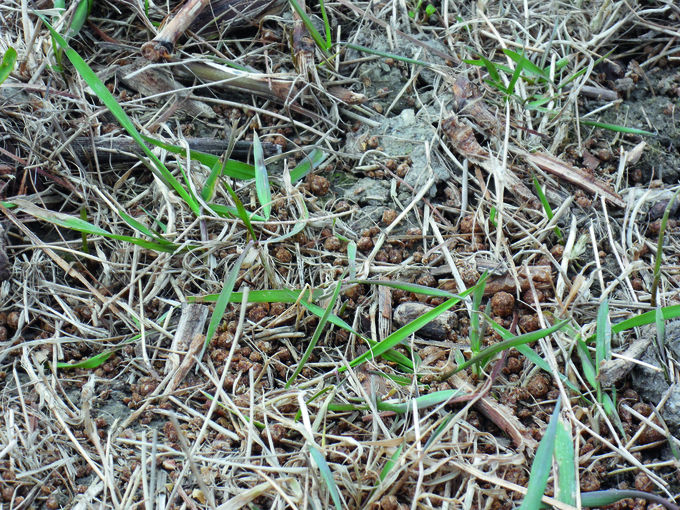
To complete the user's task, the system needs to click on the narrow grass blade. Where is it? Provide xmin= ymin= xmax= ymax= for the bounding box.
xmin=289 ymin=0 xmax=330 ymax=53
xmin=654 ymin=306 xmax=669 ymax=379
xmin=557 ymin=49 xmax=614 ymax=89
xmin=0 ymin=47 xmax=17 ymax=85
xmin=347 ymin=279 xmax=460 ymax=298
xmin=576 ymin=338 xmax=597 ymax=389
xmin=463 ymin=56 xmax=500 ymax=83
xmin=469 ymin=273 xmax=488 ymax=356
xmin=41 ymin=19 xmax=201 ymax=215
xmin=554 ymin=416 xmax=576 ymax=506
xmin=15 ymin=199 xmax=178 ymax=253
xmin=118 ymin=209 xmax=168 ymax=243
xmin=201 ymin=161 xmax=223 ymax=201
xmin=532 ymin=175 xmax=562 ymax=240
xmin=318 ymin=0 xmax=332 ymax=49
xmin=502 ymin=49 xmax=549 ymax=80
xmin=143 ymin=135 xmax=255 ymax=180
xmin=425 ymin=413 xmax=456 ymax=449
xmin=65 ymin=0 xmax=93 ymax=40
xmin=486 ymin=319 xmax=579 ymax=393
xmin=309 ymin=446 xmax=342 ymax=510
xmin=222 ymin=180 xmax=257 ymax=241
xmin=207 ymin=203 xmax=266 ymax=222
xmin=204 ymin=241 xmax=253 ymax=345
xmin=343 ymin=293 xmax=473 ymax=372
xmin=253 ymin=132 xmax=272 ymax=220
xmin=519 ymin=397 xmax=561 ymax=510
xmin=439 ymin=319 xmax=569 ymax=380
xmin=580 ymin=120 xmax=653 ymax=136
xmin=379 ymin=445 xmax=404 ymax=482
xmin=286 ymin=279 xmax=343 ymax=388
xmin=595 ymin=298 xmax=611 ymax=370
xmin=290 ymin=149 xmax=327 ymax=182
xmin=506 ymin=55 xmax=524 ymax=97
xmin=140 ymin=205 xmax=167 ymax=233
xmin=581 ymin=490 xmax=680 ymax=510
xmin=610 ymin=305 xmax=680 ymax=333
xmin=651 ymin=187 xmax=680 ymax=307
xmin=347 ymin=241 xmax=357 ymax=280
xmin=56 ymin=350 xmax=113 ymax=370
xmin=299 ymin=299 xmax=414 ymax=372
xmin=190 ymin=288 xmax=325 ymax=304
xmin=79 ymin=207 xmax=90 ymax=254
xmin=377 ymin=388 xmax=465 ymax=414
xmin=264 ymin=201 xmax=309 ymax=243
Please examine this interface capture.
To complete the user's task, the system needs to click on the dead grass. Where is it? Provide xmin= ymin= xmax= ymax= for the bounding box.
xmin=0 ymin=0 xmax=679 ymax=508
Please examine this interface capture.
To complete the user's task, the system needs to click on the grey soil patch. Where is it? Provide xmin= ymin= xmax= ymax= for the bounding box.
xmin=632 ymin=320 xmax=680 ymax=433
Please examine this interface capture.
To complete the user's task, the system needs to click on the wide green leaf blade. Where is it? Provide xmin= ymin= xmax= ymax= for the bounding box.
xmin=519 ymin=397 xmax=561 ymax=510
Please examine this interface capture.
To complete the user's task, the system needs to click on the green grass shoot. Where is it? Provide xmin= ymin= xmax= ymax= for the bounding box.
xmin=253 ymin=132 xmax=272 ymax=220
xmin=286 ymin=277 xmax=344 ymax=388
xmin=204 ymin=241 xmax=254 ymax=346
xmin=42 ymin=19 xmax=202 ymax=215
xmin=532 ymin=175 xmax=563 ymax=240
xmin=519 ymin=397 xmax=561 ymax=510
xmin=0 ymin=47 xmax=16 ymax=85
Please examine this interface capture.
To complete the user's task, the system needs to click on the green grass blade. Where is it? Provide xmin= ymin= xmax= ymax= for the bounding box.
xmin=595 ymin=299 xmax=611 ymax=370
xmin=286 ymin=278 xmax=343 ymax=387
xmin=519 ymin=397 xmax=561 ymax=510
xmin=15 ymin=199 xmax=178 ymax=253
xmin=143 ymin=135 xmax=256 ymax=180
xmin=206 ymin=203 xmax=266 ymax=222
xmin=610 ymin=305 xmax=680 ymax=333
xmin=40 ymin=19 xmax=201 ymax=215
xmin=204 ymin=242 xmax=253 ymax=346
xmin=377 ymin=388 xmax=465 ymax=414
xmin=347 ymin=279 xmax=460 ymax=298
xmin=201 ymin=161 xmax=223 ymax=201
xmin=347 ymin=241 xmax=357 ymax=280
xmin=482 ymin=318 xmax=579 ymax=393
xmin=289 ymin=0 xmax=330 ymax=53
xmin=318 ymin=0 xmax=332 ymax=49
xmin=651 ymin=187 xmax=680 ymax=307
xmin=118 ymin=209 xmax=169 ymax=243
xmin=299 ymin=299 xmax=414 ymax=372
xmin=439 ymin=319 xmax=569 ymax=381
xmin=581 ymin=490 xmax=680 ymax=510
xmin=309 ymin=446 xmax=342 ymax=510
xmin=506 ymin=56 xmax=524 ymax=97
xmin=290 ymin=149 xmax=327 ymax=182
xmin=576 ymin=338 xmax=598 ymax=389
xmin=56 ymin=350 xmax=113 ymax=370
xmin=502 ymin=49 xmax=549 ymax=80
xmin=469 ymin=273 xmax=488 ymax=356
xmin=557 ymin=49 xmax=614 ymax=90
xmin=65 ymin=0 xmax=93 ymax=40
xmin=554 ymin=416 xmax=576 ymax=506
xmin=222 ymin=180 xmax=257 ymax=241
xmin=79 ymin=207 xmax=90 ymax=254
xmin=580 ymin=120 xmax=653 ymax=136
xmin=379 ymin=445 xmax=404 ymax=482
xmin=0 ymin=47 xmax=17 ymax=85
xmin=253 ymin=132 xmax=272 ymax=220
xmin=463 ymin=56 xmax=500 ymax=83
xmin=343 ymin=293 xmax=473 ymax=372
xmin=532 ymin=175 xmax=562 ymax=240
xmin=190 ymin=288 xmax=325 ymax=304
